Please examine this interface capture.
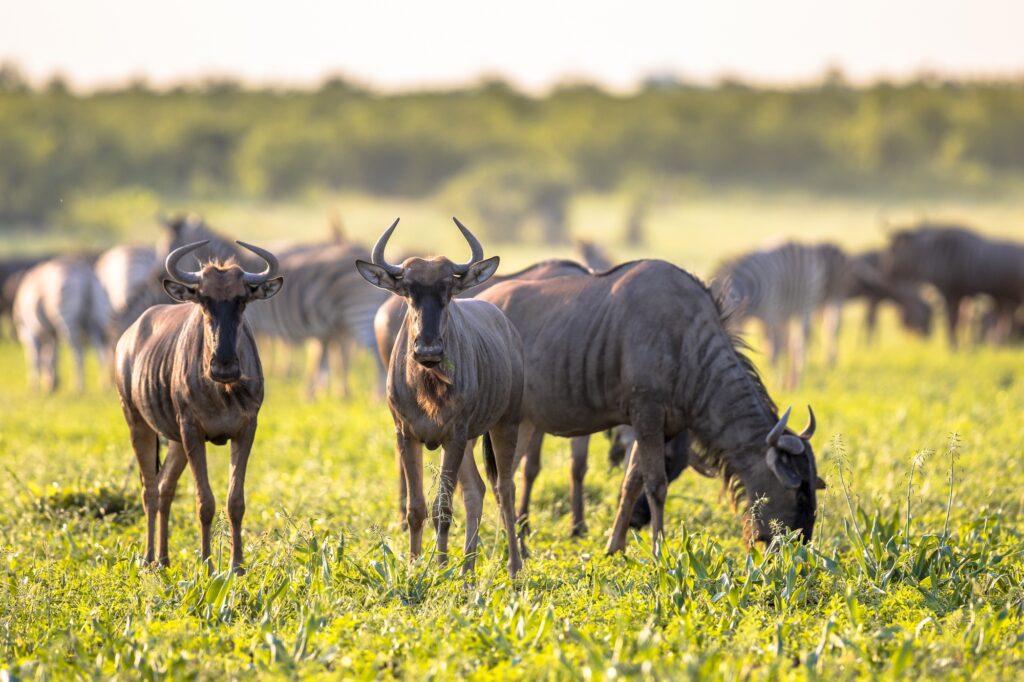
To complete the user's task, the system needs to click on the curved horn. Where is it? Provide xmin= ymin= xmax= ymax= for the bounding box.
xmin=165 ymin=240 xmax=208 ymax=285
xmin=372 ymin=218 xmax=404 ymax=277
xmin=236 ymin=241 xmax=280 ymax=285
xmin=766 ymin=406 xmax=791 ymax=446
xmin=451 ymin=216 xmax=484 ymax=275
xmin=800 ymin=405 xmax=816 ymax=440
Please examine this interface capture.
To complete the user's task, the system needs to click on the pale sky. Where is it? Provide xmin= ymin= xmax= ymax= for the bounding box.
xmin=2 ymin=0 xmax=1023 ymax=91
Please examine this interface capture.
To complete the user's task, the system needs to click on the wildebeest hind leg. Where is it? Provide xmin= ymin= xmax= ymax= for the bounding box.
xmin=569 ymin=435 xmax=590 ymax=537
xmin=157 ymin=441 xmax=187 ymax=567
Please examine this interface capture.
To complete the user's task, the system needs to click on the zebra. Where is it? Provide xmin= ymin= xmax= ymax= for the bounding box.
xmin=94 ymin=244 xmax=157 ymax=325
xmin=713 ymin=241 xmax=928 ymax=387
xmin=13 ymin=257 xmax=111 ymax=392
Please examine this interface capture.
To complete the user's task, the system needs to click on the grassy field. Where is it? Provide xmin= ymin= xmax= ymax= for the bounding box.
xmin=3 ymin=196 xmax=1024 ymax=679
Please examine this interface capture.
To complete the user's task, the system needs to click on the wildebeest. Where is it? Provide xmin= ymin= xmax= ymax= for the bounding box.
xmin=849 ymin=250 xmax=932 ymax=344
xmin=476 ymin=260 xmax=824 ymax=551
xmin=883 ymin=224 xmax=1024 ymax=347
xmin=120 ymin=214 xmax=387 ymax=397
xmin=357 ymin=218 xmax=526 ymax=576
xmin=114 ymin=240 xmax=283 ymax=574
xmin=13 ymin=257 xmax=111 ymax=392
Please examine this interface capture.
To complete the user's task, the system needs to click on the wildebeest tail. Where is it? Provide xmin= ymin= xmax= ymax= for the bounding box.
xmin=483 ymin=432 xmax=497 ymax=481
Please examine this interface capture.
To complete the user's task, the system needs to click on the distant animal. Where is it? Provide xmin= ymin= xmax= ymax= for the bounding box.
xmin=357 ymin=218 xmax=526 ymax=577
xmin=1 ymin=256 xmax=50 ymax=339
xmin=114 ymin=240 xmax=283 ymax=574
xmin=849 ymin=250 xmax=932 ymax=344
xmin=94 ymin=244 xmax=158 ymax=321
xmin=714 ymin=242 xmax=928 ymax=387
xmin=576 ymin=239 xmax=616 ymax=272
xmin=13 ymin=257 xmax=111 ymax=392
xmin=883 ymin=224 xmax=1024 ymax=347
xmin=476 ymin=260 xmax=824 ymax=552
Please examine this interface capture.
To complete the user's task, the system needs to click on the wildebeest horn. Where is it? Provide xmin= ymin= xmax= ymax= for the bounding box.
xmin=165 ymin=240 xmax=208 ymax=285
xmin=236 ymin=241 xmax=280 ymax=284
xmin=766 ymin=406 xmax=791 ymax=446
xmin=451 ymin=216 xmax=484 ymax=275
xmin=372 ymin=218 xmax=404 ymax=277
xmin=800 ymin=405 xmax=816 ymax=439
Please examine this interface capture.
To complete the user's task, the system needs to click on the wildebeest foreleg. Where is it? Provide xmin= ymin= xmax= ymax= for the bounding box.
xmin=569 ymin=435 xmax=590 ymax=538
xmin=227 ymin=422 xmax=256 ymax=575
xmin=607 ymin=401 xmax=667 ymax=554
xmin=457 ymin=441 xmax=485 ymax=575
xmin=489 ymin=421 xmax=523 ymax=577
xmin=125 ymin=406 xmax=159 ymax=565
xmin=157 ymin=441 xmax=187 ymax=567
xmin=397 ymin=432 xmax=426 ymax=559
xmin=181 ymin=423 xmax=216 ymax=571
xmin=432 ymin=434 xmax=468 ymax=566
xmin=943 ymin=293 xmax=963 ymax=349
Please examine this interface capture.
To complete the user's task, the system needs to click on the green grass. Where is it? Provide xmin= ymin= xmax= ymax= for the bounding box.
xmin=2 ymin=302 xmax=1023 ymax=680
xmin=3 ymin=194 xmax=1024 ymax=679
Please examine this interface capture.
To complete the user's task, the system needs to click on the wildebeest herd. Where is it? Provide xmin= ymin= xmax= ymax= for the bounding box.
xmin=2 ymin=215 xmax=1022 ymax=576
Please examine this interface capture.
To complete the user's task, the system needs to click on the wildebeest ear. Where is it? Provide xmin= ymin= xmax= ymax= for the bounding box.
xmin=162 ymin=279 xmax=198 ymax=303
xmin=453 ymin=256 xmax=500 ymax=293
xmin=355 ymin=260 xmax=403 ymax=293
xmin=248 ymin=276 xmax=284 ymax=300
xmin=766 ymin=447 xmax=802 ymax=490
xmin=815 ymin=476 xmax=827 ymax=490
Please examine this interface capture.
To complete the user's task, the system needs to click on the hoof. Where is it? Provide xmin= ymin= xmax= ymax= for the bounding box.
xmin=570 ymin=524 xmax=589 ymax=539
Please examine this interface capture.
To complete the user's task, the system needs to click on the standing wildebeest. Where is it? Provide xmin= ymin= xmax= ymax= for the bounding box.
xmin=477 ymin=260 xmax=824 ymax=551
xmin=357 ymin=218 xmax=526 ymax=577
xmin=120 ymin=214 xmax=387 ymax=397
xmin=13 ymin=257 xmax=111 ymax=392
xmin=379 ymin=257 xmax=713 ymax=545
xmin=884 ymin=224 xmax=1024 ymax=347
xmin=115 ymin=240 xmax=283 ymax=574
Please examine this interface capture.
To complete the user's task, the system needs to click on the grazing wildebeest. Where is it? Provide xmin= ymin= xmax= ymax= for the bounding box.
xmin=357 ymin=218 xmax=526 ymax=576
xmin=13 ymin=257 xmax=111 ymax=392
xmin=849 ymin=250 xmax=932 ymax=344
xmin=477 ymin=260 xmax=824 ymax=551
xmin=378 ymin=257 xmax=718 ymax=545
xmin=883 ymin=224 xmax=1024 ymax=347
xmin=115 ymin=240 xmax=283 ymax=574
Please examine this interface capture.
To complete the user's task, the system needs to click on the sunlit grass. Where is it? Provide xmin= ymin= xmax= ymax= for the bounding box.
xmin=2 ymin=283 xmax=1023 ymax=679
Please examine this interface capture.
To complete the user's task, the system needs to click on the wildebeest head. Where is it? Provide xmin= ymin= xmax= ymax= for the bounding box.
xmin=746 ymin=405 xmax=824 ymax=543
xmin=901 ymin=295 xmax=933 ymax=335
xmin=356 ymin=218 xmax=499 ymax=368
xmin=162 ymin=240 xmax=283 ymax=383
xmin=884 ymin=229 xmax=930 ymax=282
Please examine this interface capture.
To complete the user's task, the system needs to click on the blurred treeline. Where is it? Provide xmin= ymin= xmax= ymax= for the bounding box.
xmin=3 ymin=63 xmax=1024 ymax=239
